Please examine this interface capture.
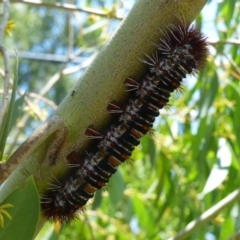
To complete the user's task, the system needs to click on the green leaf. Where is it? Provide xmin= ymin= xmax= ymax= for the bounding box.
xmin=0 ymin=56 xmax=18 ymax=160
xmin=9 ymin=92 xmax=26 ymax=134
xmin=198 ymin=69 xmax=219 ymax=119
xmin=0 ymin=176 xmax=40 ymax=240
xmin=91 ymin=188 xmax=102 ymax=210
xmin=108 ymin=170 xmax=125 ymax=207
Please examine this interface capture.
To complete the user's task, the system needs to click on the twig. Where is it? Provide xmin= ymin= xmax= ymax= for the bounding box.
xmin=10 ymin=0 xmax=123 ymax=19
xmin=168 ymin=188 xmax=240 ymax=240
xmin=0 ymin=0 xmax=10 ymax=131
xmin=0 ymin=89 xmax=58 ymax=109
xmin=7 ymin=50 xmax=89 ymax=63
xmin=209 ymin=39 xmax=240 ymax=46
xmin=25 ymin=92 xmax=58 ymax=109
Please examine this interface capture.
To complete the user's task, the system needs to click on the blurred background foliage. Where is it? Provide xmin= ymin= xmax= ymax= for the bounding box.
xmin=1 ymin=0 xmax=240 ymax=239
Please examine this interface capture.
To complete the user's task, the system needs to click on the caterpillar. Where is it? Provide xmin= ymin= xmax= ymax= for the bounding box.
xmin=41 ymin=23 xmax=209 ymax=222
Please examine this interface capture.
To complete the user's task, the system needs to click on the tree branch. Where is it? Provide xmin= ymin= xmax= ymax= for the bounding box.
xmin=0 ymin=0 xmax=208 ymax=236
xmin=10 ymin=0 xmax=123 ymax=19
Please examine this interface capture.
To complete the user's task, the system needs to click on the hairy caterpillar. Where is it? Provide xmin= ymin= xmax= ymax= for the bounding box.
xmin=41 ymin=23 xmax=209 ymax=222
